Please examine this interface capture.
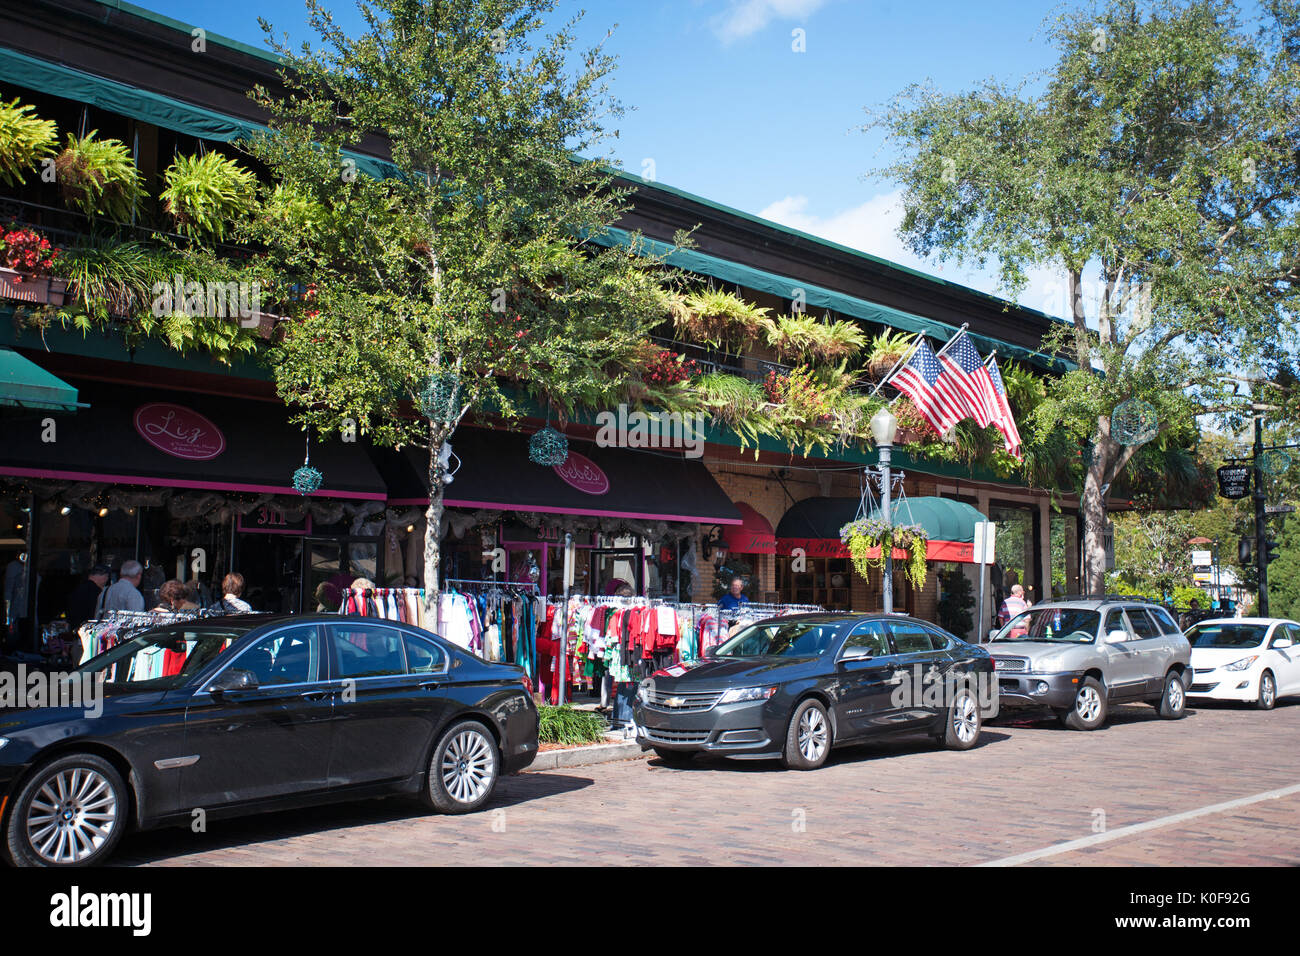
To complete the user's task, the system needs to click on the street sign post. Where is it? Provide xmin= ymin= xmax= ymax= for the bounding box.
xmin=973 ymin=521 xmax=995 ymax=642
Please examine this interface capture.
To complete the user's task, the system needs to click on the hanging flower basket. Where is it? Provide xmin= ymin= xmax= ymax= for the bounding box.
xmin=839 ymin=516 xmax=929 ymax=590
xmin=529 ymin=425 xmax=569 ymax=466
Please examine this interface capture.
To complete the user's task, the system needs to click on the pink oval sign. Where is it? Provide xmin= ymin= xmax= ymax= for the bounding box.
xmin=553 ymin=451 xmax=609 ymax=495
xmin=134 ymin=403 xmax=226 ymax=461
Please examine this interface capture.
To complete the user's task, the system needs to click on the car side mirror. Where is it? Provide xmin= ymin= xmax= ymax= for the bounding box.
xmin=840 ymin=645 xmax=874 ymax=662
xmin=702 ymin=645 xmax=715 ymax=659
xmin=1273 ymin=637 xmax=1293 ymax=649
xmin=1105 ymin=630 xmax=1129 ymax=645
xmin=210 ymin=668 xmax=258 ymax=695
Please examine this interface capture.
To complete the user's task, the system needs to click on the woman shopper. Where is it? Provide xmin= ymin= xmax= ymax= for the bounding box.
xmin=209 ymin=573 xmax=253 ymax=615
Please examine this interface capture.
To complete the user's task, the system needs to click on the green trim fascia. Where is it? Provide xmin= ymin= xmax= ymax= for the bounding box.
xmin=592 ymin=226 xmax=1071 ymax=374
xmin=0 ymin=45 xmax=400 ymax=181
xmin=0 ymin=307 xmax=271 ymax=382
xmin=88 ymin=0 xmax=282 ymax=65
xmin=606 ymin=167 xmax=1074 ymax=341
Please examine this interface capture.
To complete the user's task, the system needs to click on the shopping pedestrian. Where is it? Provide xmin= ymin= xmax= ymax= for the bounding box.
xmin=208 ymin=572 xmax=253 ymax=614
xmin=67 ymin=564 xmax=111 ymax=629
xmin=152 ymin=579 xmax=191 ymax=612
xmin=99 ymin=560 xmax=145 ymax=614
xmin=718 ymin=575 xmax=750 ymax=613
xmin=998 ymin=584 xmax=1030 ymax=626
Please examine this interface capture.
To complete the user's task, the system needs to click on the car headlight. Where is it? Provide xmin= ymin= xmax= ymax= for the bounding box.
xmin=718 ymin=686 xmax=778 ymax=704
xmin=0 ymin=738 xmax=8 ymax=750
xmin=1223 ymin=656 xmax=1259 ymax=672
xmin=636 ymin=683 xmax=651 ymax=704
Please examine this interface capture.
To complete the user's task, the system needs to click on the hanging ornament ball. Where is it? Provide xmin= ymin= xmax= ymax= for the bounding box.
xmin=292 ymin=464 xmax=324 ymax=495
xmin=529 ymin=426 xmax=569 ymax=466
xmin=418 ymin=371 xmax=460 ymax=421
xmin=1111 ymin=398 xmax=1159 ymax=446
xmin=1260 ymin=448 xmax=1292 ymax=476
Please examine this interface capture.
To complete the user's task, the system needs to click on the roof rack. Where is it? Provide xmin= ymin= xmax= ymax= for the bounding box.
xmin=1056 ymin=593 xmax=1159 ymax=603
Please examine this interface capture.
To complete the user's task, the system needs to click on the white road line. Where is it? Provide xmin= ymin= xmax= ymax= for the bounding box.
xmin=976 ymin=782 xmax=1300 ymax=867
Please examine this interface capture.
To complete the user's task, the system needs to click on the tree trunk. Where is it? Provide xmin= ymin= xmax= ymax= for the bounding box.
xmin=422 ymin=421 xmax=447 ymax=619
xmin=1081 ymin=451 xmax=1110 ymax=595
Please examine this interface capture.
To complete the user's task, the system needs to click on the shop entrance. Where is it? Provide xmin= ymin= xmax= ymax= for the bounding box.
xmin=590 ymin=547 xmax=642 ymax=596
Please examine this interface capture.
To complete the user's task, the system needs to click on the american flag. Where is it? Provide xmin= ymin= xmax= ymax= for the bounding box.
xmin=939 ymin=332 xmax=997 ymax=428
xmin=889 ymin=338 xmax=967 ymax=435
xmin=986 ymin=359 xmax=1023 ymax=460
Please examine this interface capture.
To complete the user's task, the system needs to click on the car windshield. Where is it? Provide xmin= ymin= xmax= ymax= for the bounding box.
xmin=715 ymin=620 xmax=839 ymax=658
xmin=1186 ymin=622 xmax=1268 ymax=649
xmin=77 ymin=623 xmax=256 ymax=692
xmin=993 ymin=608 xmax=1100 ymax=644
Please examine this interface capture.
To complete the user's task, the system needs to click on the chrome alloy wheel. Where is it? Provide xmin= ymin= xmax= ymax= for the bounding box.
xmin=1261 ymin=673 xmax=1276 ymax=708
xmin=440 ymin=729 xmax=495 ymax=804
xmin=26 ymin=767 xmax=119 ymax=865
xmin=797 ymin=706 xmax=829 ymax=762
xmin=1166 ymin=676 xmax=1184 ymax=713
xmin=952 ymin=693 xmax=979 ymax=744
xmin=1076 ymin=685 xmax=1103 ymax=723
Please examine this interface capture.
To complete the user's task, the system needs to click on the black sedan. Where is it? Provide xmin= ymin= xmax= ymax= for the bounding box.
xmin=633 ymin=613 xmax=997 ymax=770
xmin=0 ymin=613 xmax=538 ymax=866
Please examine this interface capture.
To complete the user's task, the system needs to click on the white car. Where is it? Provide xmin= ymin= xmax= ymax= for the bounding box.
xmin=1186 ymin=618 xmax=1300 ymax=710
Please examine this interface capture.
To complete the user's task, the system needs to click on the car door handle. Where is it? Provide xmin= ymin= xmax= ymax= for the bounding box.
xmin=298 ymin=691 xmax=332 ymax=701
xmin=418 ymin=680 xmax=440 ymax=690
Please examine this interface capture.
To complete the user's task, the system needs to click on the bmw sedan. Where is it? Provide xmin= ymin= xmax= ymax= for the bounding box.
xmin=632 ymin=613 xmax=997 ymax=770
xmin=0 ymin=614 xmax=538 ymax=867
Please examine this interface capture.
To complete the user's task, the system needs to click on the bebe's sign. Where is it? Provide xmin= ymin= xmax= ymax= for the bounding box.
xmin=134 ymin=403 xmax=226 ymax=461
xmin=553 ymin=451 xmax=609 ymax=495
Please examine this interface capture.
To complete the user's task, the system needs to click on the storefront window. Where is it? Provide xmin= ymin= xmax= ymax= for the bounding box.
xmin=776 ymin=556 xmax=852 ymax=611
xmin=991 ymin=504 xmax=1039 ymax=610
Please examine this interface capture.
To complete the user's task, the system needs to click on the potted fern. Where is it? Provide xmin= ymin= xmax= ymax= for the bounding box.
xmin=160 ymin=152 xmax=258 ymax=240
xmin=53 ymin=132 xmax=144 ymax=222
xmin=0 ymin=98 xmax=57 ymax=187
xmin=866 ymin=329 xmax=915 ymax=381
xmin=0 ymin=225 xmax=66 ymax=306
xmin=676 ymin=288 xmax=771 ymax=347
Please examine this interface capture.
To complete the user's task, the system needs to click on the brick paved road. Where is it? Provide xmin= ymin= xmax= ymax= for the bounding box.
xmin=114 ymin=699 xmax=1300 ymax=866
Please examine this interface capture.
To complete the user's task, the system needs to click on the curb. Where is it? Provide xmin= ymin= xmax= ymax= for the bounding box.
xmin=525 ymin=739 xmax=646 ymax=771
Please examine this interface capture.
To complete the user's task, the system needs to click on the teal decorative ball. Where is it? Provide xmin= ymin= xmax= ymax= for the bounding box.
xmin=293 ymin=465 xmax=323 ymax=495
xmin=1111 ymin=399 xmax=1158 ymax=446
xmin=529 ymin=426 xmax=569 ymax=466
xmin=419 ymin=371 xmax=460 ymax=421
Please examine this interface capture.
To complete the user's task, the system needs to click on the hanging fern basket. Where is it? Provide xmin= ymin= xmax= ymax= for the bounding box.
xmin=529 ymin=426 xmax=569 ymax=466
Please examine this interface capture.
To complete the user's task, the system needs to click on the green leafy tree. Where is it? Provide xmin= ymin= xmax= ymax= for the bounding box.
xmin=1108 ymin=509 xmax=1196 ymax=596
xmin=243 ymin=0 xmax=674 ymax=602
xmin=869 ymin=0 xmax=1300 ymax=592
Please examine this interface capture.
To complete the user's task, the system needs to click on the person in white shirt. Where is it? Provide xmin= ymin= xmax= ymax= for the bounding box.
xmin=99 ymin=560 xmax=145 ymax=614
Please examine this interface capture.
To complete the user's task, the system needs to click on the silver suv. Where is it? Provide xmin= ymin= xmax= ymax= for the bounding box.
xmin=988 ymin=598 xmax=1192 ymax=730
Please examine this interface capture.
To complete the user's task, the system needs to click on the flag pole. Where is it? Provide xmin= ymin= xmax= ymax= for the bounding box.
xmin=933 ymin=323 xmax=970 ymax=360
xmin=867 ymin=331 xmax=924 ymax=398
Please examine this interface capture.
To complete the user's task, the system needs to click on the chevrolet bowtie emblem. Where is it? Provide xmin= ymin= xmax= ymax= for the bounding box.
xmin=665 ymin=697 xmax=685 ymax=708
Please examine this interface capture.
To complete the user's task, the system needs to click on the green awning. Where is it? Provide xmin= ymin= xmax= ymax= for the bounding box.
xmin=870 ymin=496 xmax=987 ymax=543
xmin=589 ymin=227 xmax=1071 ymax=374
xmin=0 ymin=45 xmax=400 ymax=181
xmin=0 ymin=349 xmax=81 ymax=412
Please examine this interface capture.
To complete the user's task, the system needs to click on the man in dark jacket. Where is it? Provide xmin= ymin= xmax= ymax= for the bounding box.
xmin=67 ymin=564 xmax=111 ymax=630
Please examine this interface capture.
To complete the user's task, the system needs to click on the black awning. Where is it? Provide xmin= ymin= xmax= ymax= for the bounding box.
xmin=384 ymin=427 xmax=742 ymax=525
xmin=0 ymin=380 xmax=387 ymax=500
xmin=774 ymin=496 xmax=860 ymax=539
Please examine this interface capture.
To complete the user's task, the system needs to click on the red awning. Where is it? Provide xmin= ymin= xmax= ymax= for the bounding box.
xmin=723 ymin=502 xmax=777 ymax=554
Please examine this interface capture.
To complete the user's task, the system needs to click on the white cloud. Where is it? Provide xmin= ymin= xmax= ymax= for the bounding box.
xmin=757 ymin=191 xmax=1071 ymax=321
xmin=712 ymin=0 xmax=827 ymax=44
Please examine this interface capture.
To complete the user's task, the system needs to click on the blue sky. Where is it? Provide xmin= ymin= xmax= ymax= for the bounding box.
xmin=149 ymin=0 xmax=1081 ymax=313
